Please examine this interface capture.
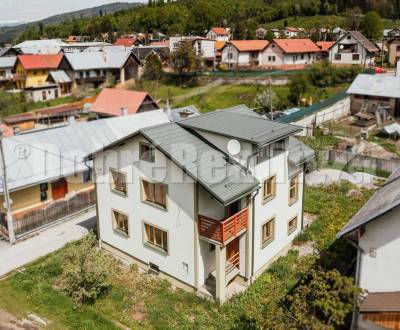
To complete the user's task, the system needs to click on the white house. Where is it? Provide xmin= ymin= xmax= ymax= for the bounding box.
xmin=263 ymin=39 xmax=320 ymax=69
xmin=88 ymin=105 xmax=314 ymax=303
xmin=169 ymin=36 xmax=216 ymax=65
xmin=206 ymin=27 xmax=230 ymax=42
xmin=221 ymin=40 xmax=269 ymax=68
xmin=283 ymin=27 xmax=301 ymax=38
xmin=0 ymin=56 xmax=16 ymax=84
xmin=329 ymin=31 xmax=379 ymax=67
xmin=337 ymin=167 xmax=400 ymax=329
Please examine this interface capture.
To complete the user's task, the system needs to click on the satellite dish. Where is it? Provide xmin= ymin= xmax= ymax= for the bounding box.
xmin=227 ymin=139 xmax=241 ymax=156
xmin=340 ymin=44 xmax=344 ymax=49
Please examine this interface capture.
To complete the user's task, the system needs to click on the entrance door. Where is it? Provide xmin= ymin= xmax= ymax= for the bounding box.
xmin=226 ymin=237 xmax=240 ymax=269
xmin=51 ymin=178 xmax=68 ymax=200
xmin=225 ymin=200 xmax=240 ymax=218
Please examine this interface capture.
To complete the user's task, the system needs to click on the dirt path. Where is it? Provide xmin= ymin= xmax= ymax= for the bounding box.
xmin=0 ymin=310 xmax=39 ymax=330
xmin=171 ymin=79 xmax=224 ymax=103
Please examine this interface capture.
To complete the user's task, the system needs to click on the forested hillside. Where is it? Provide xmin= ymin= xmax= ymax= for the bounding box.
xmin=10 ymin=0 xmax=400 ymax=44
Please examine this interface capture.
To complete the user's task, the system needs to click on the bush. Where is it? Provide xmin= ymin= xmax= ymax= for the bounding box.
xmin=58 ymin=232 xmax=114 ymax=309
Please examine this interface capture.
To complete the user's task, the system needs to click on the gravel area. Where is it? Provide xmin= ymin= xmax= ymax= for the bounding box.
xmin=306 ymin=169 xmax=379 ymax=189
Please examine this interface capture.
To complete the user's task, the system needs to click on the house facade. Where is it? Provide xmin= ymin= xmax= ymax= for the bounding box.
xmin=90 ymin=106 xmax=313 ymax=303
xmin=0 ymin=56 xmax=16 ymax=86
xmin=221 ymin=40 xmax=269 ymax=68
xmin=206 ymin=28 xmax=230 ymax=42
xmin=170 ymin=36 xmax=216 ymax=66
xmin=338 ymin=167 xmax=400 ymax=330
xmin=263 ymin=39 xmax=320 ymax=69
xmin=329 ymin=31 xmax=379 ymax=67
xmin=388 ymin=37 xmax=400 ymax=66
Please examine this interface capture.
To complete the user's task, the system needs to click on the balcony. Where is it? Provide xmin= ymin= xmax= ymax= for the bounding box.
xmin=198 ymin=208 xmax=248 ymax=245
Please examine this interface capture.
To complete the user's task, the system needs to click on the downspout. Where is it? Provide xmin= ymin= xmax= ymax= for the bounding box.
xmin=346 ymin=230 xmax=364 ymax=330
xmin=84 ymin=157 xmax=100 ymax=244
xmin=250 ymin=189 xmax=259 ymax=282
xmin=301 ymin=164 xmax=306 ymax=230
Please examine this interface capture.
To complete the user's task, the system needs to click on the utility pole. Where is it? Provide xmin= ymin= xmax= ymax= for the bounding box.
xmin=269 ymin=77 xmax=273 ymax=120
xmin=0 ymin=129 xmax=15 ymax=244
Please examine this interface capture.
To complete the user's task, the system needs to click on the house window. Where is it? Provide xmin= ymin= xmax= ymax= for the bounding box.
xmin=142 ymin=179 xmax=167 ymax=209
xmin=288 ymin=215 xmax=298 ymax=235
xmin=110 ymin=169 xmax=127 ymax=195
xmin=144 ymin=223 xmax=168 ymax=253
xmin=262 ymin=175 xmax=276 ymax=203
xmin=83 ymin=169 xmax=92 ymax=183
xmin=112 ymin=209 xmax=129 ymax=236
xmin=228 ymin=53 xmax=233 ymax=60
xmin=352 ymin=54 xmax=360 ymax=61
xmin=334 ymin=53 xmax=341 ymax=61
xmin=262 ymin=218 xmax=275 ymax=248
xmin=42 ymin=91 xmax=47 ymax=101
xmin=289 ymin=174 xmax=299 ymax=205
xmin=139 ymin=142 xmax=155 ymax=162
xmin=397 ymin=45 xmax=400 ymax=52
xmin=300 ymin=54 xmax=304 ymax=60
xmin=268 ymin=56 xmax=276 ymax=62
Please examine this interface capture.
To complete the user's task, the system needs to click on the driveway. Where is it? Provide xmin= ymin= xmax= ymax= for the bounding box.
xmin=0 ymin=209 xmax=96 ymax=277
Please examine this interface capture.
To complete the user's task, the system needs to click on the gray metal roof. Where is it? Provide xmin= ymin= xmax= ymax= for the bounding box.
xmin=337 ymin=167 xmax=400 ymax=237
xmin=170 ymin=105 xmax=199 ymax=122
xmin=64 ymin=51 xmax=135 ymax=70
xmin=347 ymin=74 xmax=400 ymax=99
xmin=0 ymin=56 xmax=16 ymax=68
xmin=288 ymin=137 xmax=315 ymax=166
xmin=1 ymin=110 xmax=170 ymax=194
xmin=141 ymin=123 xmax=259 ymax=205
xmin=179 ymin=109 xmax=302 ymax=146
xmin=48 ymin=70 xmax=72 ymax=84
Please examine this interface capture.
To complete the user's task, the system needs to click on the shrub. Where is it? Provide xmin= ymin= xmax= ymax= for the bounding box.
xmin=58 ymin=232 xmax=114 ymax=309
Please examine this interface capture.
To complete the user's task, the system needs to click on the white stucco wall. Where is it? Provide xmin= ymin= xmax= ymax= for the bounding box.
xmin=359 ymin=207 xmax=400 ymax=293
xmin=95 ymin=135 xmax=197 ymax=287
xmin=329 ymin=34 xmax=375 ymax=66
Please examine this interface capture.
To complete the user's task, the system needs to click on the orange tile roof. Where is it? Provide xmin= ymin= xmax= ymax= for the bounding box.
xmin=272 ymin=39 xmax=320 ymax=54
xmin=114 ymin=37 xmax=137 ymax=47
xmin=211 ymin=27 xmax=229 ymax=36
xmin=150 ymin=40 xmax=170 ymax=47
xmin=91 ymin=88 xmax=159 ymax=117
xmin=316 ymin=41 xmax=335 ymax=52
xmin=228 ymin=40 xmax=269 ymax=52
xmin=17 ymin=54 xmax=63 ymax=70
xmin=215 ymin=41 xmax=226 ymax=51
xmin=286 ymin=27 xmax=300 ymax=32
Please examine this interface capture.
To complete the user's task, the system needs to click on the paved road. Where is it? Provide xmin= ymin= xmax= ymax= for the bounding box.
xmin=0 ymin=209 xmax=96 ymax=277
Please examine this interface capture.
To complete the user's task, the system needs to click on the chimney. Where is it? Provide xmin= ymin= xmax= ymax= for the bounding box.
xmin=120 ymin=107 xmax=128 ymax=116
xmin=163 ymin=99 xmax=172 ymax=121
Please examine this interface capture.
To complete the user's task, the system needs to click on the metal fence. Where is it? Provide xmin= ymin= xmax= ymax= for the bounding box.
xmin=1 ymin=188 xmax=96 ymax=240
xmin=319 ymin=149 xmax=400 ymax=177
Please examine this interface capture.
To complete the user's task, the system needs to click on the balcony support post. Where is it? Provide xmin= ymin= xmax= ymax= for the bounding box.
xmin=215 ymin=244 xmax=226 ymax=304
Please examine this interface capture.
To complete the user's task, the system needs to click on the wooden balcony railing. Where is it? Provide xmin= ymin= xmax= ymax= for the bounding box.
xmin=198 ymin=208 xmax=248 ymax=244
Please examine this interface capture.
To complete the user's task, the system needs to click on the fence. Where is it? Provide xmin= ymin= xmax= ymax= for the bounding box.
xmin=1 ymin=188 xmax=96 ymax=240
xmin=319 ymin=149 xmax=400 ymax=177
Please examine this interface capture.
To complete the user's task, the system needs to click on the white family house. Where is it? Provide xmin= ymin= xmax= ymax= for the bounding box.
xmin=220 ymin=40 xmax=269 ymax=68
xmin=88 ymin=105 xmax=314 ymax=303
xmin=337 ymin=167 xmax=400 ymax=330
xmin=169 ymin=36 xmax=216 ymax=66
xmin=329 ymin=31 xmax=379 ymax=67
xmin=206 ymin=27 xmax=230 ymax=42
xmin=264 ymin=39 xmax=320 ymax=69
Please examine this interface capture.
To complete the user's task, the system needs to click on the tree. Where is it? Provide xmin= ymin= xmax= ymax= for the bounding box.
xmin=171 ymin=42 xmax=200 ymax=80
xmin=360 ymin=11 xmax=383 ymax=40
xmin=267 ymin=270 xmax=362 ymax=329
xmin=288 ymin=72 xmax=310 ymax=105
xmin=143 ymin=52 xmax=163 ymax=81
xmin=345 ymin=7 xmax=363 ymax=30
xmin=254 ymin=89 xmax=278 ymax=114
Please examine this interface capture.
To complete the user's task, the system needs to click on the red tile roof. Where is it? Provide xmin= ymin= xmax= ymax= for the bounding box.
xmin=114 ymin=37 xmax=137 ymax=47
xmin=17 ymin=54 xmax=63 ymax=70
xmin=210 ymin=27 xmax=229 ymax=36
xmin=316 ymin=41 xmax=335 ymax=52
xmin=0 ymin=124 xmax=14 ymax=137
xmin=150 ymin=40 xmax=170 ymax=47
xmin=272 ymin=39 xmax=320 ymax=54
xmin=91 ymin=88 xmax=159 ymax=117
xmin=286 ymin=27 xmax=300 ymax=33
xmin=228 ymin=40 xmax=269 ymax=52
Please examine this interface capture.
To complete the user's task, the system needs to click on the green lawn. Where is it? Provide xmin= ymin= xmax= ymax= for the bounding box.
xmin=0 ymin=183 xmax=374 ymax=329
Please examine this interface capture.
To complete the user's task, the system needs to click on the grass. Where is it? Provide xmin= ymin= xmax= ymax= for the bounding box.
xmin=368 ymin=133 xmax=400 ymax=156
xmin=0 ymin=183 xmax=375 ymax=329
xmin=135 ymin=80 xmax=348 ymax=113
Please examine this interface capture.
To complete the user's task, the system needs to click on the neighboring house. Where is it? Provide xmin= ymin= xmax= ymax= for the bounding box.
xmin=346 ymin=74 xmax=400 ymax=125
xmin=0 ymin=56 xmax=16 ymax=86
xmin=132 ymin=46 xmax=170 ymax=65
xmin=88 ymin=105 xmax=313 ymax=303
xmin=256 ymin=28 xmax=267 ymax=40
xmin=384 ymin=28 xmax=400 ymax=40
xmin=388 ymin=36 xmax=400 ymax=66
xmin=14 ymin=54 xmax=63 ymax=89
xmin=46 ymin=70 xmax=73 ymax=97
xmin=0 ymin=47 xmax=20 ymax=57
xmin=60 ymin=51 xmax=141 ymax=87
xmin=329 ymin=31 xmax=379 ymax=67
xmin=206 ymin=27 xmax=230 ymax=42
xmin=263 ymin=39 xmax=320 ymax=69
xmin=61 ymin=42 xmax=112 ymax=53
xmin=114 ymin=38 xmax=139 ymax=47
xmin=215 ymin=41 xmax=227 ymax=64
xmin=316 ymin=41 xmax=335 ymax=60
xmin=0 ymin=110 xmax=170 ymax=242
xmin=283 ymin=27 xmax=301 ymax=38
xmin=13 ymin=39 xmax=64 ymax=54
xmin=90 ymin=88 xmax=159 ymax=118
xmin=169 ymin=36 xmax=216 ymax=65
xmin=221 ymin=40 xmax=269 ymax=68
xmin=268 ymin=29 xmax=281 ymax=38
xmin=337 ymin=167 xmax=400 ymax=330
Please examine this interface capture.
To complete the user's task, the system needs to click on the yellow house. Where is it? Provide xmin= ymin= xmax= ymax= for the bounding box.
xmin=15 ymin=54 xmax=63 ymax=89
